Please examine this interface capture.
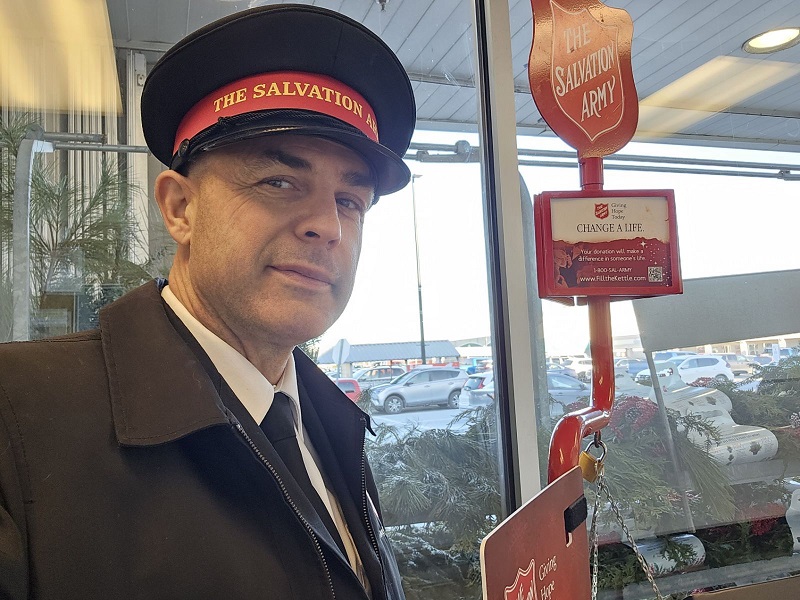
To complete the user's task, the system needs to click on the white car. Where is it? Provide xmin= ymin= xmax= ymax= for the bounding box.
xmin=675 ymin=355 xmax=734 ymax=384
xmin=634 ymin=360 xmax=682 ymax=386
xmin=568 ymin=358 xmax=595 ymax=382
xmin=653 ymin=351 xmax=696 ymax=362
xmin=637 ymin=356 xmax=734 ymax=385
xmin=459 ymin=371 xmax=494 ymax=405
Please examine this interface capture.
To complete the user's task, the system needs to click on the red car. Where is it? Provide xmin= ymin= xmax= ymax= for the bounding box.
xmin=334 ymin=378 xmax=362 ymax=402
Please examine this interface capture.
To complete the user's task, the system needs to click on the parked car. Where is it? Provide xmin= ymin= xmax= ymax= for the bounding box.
xmin=614 ymin=358 xmax=649 ymax=375
xmin=468 ymin=372 xmax=590 ymax=416
xmin=653 ymin=351 xmax=696 ymax=362
xmin=750 ymin=355 xmax=774 ymax=367
xmin=333 ymin=378 xmax=362 ymax=402
xmin=548 ymin=356 xmax=574 ymax=366
xmin=634 ymin=360 xmax=684 ymax=385
xmin=546 ymin=362 xmax=578 ymax=378
xmin=711 ymin=353 xmax=753 ymax=375
xmin=352 ymin=365 xmax=407 ymax=390
xmin=463 ymin=374 xmax=497 ymax=405
xmin=370 ymin=367 xmax=469 ymax=414
xmin=636 ymin=356 xmax=734 ymax=385
xmin=775 ymin=348 xmax=799 ymax=359
xmin=548 ymin=373 xmax=590 ymax=416
xmin=676 ymin=355 xmax=734 ymax=383
xmin=569 ymin=358 xmax=595 ymax=382
xmin=459 ymin=371 xmax=494 ymax=404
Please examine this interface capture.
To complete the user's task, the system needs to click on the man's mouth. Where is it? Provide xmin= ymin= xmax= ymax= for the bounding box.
xmin=269 ymin=264 xmax=335 ymax=288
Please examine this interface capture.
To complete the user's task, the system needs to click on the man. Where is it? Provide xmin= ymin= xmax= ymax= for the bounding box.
xmin=0 ymin=5 xmax=414 ymax=599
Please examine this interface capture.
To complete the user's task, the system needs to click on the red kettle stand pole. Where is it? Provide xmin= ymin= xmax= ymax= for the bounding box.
xmin=547 ymin=156 xmax=615 ymax=483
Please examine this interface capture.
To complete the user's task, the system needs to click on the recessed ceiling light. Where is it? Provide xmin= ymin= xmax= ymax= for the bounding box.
xmin=743 ymin=27 xmax=800 ymax=54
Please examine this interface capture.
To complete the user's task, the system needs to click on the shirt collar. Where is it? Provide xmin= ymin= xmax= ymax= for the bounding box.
xmin=161 ymin=285 xmax=300 ymax=427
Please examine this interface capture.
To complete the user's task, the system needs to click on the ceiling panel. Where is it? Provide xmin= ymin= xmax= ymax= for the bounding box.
xmin=380 ymin=2 xmax=434 ymax=59
xmin=411 ymin=81 xmax=440 ymax=113
xmin=107 ymin=0 xmax=800 ymax=151
xmin=442 ymin=87 xmax=478 ymax=121
xmin=416 ymin=80 xmax=464 ymax=116
xmin=514 ymin=94 xmax=540 ymax=126
xmin=633 ymin=2 xmax=800 ymax=96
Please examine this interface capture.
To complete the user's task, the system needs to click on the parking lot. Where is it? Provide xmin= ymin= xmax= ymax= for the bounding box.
xmin=362 ymin=366 xmax=766 ymax=439
xmin=371 ymin=405 xmax=474 ymax=432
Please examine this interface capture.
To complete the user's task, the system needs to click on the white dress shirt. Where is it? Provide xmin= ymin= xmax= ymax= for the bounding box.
xmin=161 ymin=286 xmax=367 ymax=587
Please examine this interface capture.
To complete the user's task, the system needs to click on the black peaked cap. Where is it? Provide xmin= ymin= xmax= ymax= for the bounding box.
xmin=141 ymin=4 xmax=416 ymax=196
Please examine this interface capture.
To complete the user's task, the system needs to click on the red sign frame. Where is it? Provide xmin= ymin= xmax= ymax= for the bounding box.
xmin=534 ymin=189 xmax=682 ymax=298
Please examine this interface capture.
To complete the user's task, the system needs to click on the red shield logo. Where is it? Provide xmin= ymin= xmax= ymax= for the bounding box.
xmin=595 ymin=203 xmax=609 ymax=219
xmin=551 ymin=2 xmax=624 ymax=142
xmin=504 ymin=559 xmax=538 ymax=600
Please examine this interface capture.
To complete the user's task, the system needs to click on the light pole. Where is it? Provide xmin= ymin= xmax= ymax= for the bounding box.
xmin=411 ymin=174 xmax=426 ymax=365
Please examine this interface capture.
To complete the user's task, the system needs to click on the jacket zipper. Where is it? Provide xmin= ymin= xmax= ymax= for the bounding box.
xmin=359 ymin=418 xmax=384 ymax=576
xmin=232 ymin=419 xmax=336 ymax=600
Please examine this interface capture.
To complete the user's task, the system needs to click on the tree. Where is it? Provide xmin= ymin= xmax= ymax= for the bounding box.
xmin=298 ymin=336 xmax=321 ymax=361
xmin=28 ymin=158 xmax=150 ymax=300
xmin=366 ymin=406 xmax=501 ymax=599
xmin=0 ymin=113 xmax=164 ymax=340
xmin=0 ymin=113 xmax=40 ymax=339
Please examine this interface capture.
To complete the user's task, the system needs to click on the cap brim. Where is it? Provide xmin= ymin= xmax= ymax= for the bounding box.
xmin=186 ymin=123 xmax=410 ymax=197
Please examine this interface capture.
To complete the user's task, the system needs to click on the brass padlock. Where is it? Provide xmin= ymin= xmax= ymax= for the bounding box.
xmin=579 ymin=439 xmax=607 ymax=483
xmin=579 ymin=450 xmax=601 ymax=483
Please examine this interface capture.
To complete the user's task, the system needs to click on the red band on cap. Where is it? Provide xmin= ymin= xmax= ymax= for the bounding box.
xmin=173 ymin=71 xmax=379 ymax=155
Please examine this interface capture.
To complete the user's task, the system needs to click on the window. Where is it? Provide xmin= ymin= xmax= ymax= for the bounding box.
xmin=515 ymin=1 xmax=800 ymax=595
xmin=2 ymin=2 xmax=503 ymax=597
xmin=430 ymin=369 xmax=457 ymax=381
xmin=409 ymin=371 xmax=430 ymax=384
xmin=6 ymin=0 xmax=799 ymax=597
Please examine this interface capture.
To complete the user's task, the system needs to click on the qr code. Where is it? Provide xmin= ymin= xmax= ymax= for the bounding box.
xmin=648 ymin=266 xmax=663 ymax=282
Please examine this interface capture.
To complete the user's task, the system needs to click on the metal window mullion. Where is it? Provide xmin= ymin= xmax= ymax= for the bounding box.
xmin=473 ymin=0 xmax=542 ymax=510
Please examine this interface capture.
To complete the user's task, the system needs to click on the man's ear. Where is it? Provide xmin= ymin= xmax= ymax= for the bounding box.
xmin=155 ymin=170 xmax=196 ymax=246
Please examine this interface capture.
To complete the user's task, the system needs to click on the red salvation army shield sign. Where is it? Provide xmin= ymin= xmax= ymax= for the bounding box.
xmin=529 ymin=0 xmax=638 ymax=158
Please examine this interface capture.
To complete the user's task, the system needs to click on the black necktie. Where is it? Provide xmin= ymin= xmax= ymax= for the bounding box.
xmin=260 ymin=392 xmax=347 ymax=556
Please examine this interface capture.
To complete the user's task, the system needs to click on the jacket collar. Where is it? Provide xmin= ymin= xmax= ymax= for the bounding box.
xmin=100 ymin=281 xmax=230 ymax=446
xmin=295 ymin=351 xmax=374 ymax=497
xmin=99 ymin=280 xmax=374 ymax=450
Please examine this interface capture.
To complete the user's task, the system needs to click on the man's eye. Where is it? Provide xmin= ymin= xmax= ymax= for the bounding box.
xmin=261 ymin=178 xmax=292 ymax=189
xmin=337 ymin=196 xmax=367 ymax=213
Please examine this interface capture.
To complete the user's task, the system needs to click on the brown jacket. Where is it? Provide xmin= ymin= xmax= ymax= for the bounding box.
xmin=0 ymin=281 xmax=404 ymax=600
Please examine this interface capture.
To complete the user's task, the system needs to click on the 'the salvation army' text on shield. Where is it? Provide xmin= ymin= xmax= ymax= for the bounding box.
xmin=528 ymin=0 xmax=638 ymax=158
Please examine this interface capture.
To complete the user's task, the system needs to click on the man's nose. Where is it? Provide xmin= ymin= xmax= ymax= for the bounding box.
xmin=297 ymin=193 xmax=342 ymax=246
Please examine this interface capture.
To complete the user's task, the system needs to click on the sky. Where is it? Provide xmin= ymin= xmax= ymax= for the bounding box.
xmin=316 ymin=129 xmax=800 ymax=359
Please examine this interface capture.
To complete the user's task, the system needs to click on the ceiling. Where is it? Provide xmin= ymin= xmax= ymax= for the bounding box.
xmin=107 ymin=0 xmax=800 ymax=152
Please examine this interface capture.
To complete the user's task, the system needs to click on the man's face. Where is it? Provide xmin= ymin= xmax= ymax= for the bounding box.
xmin=181 ymin=134 xmax=374 ymax=351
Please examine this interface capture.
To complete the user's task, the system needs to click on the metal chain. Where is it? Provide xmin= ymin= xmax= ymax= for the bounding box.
xmin=586 ymin=430 xmax=664 ymax=600
xmin=596 ymin=469 xmax=665 ymax=600
xmin=589 ymin=474 xmax=602 ymax=600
